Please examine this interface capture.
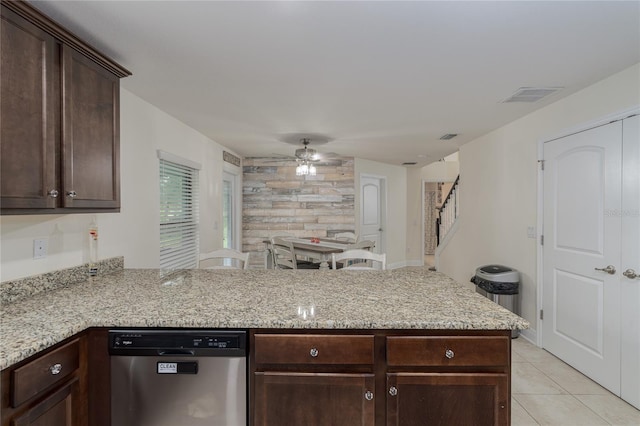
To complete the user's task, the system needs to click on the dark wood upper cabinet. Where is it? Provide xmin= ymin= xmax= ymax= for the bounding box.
xmin=0 ymin=0 xmax=130 ymax=214
xmin=0 ymin=7 xmax=58 ymax=209
xmin=62 ymin=46 xmax=120 ymax=209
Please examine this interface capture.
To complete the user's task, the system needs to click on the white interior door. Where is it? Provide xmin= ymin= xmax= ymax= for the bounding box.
xmin=621 ymin=115 xmax=640 ymax=408
xmin=360 ymin=175 xmax=385 ymax=253
xmin=542 ymin=121 xmax=622 ymax=394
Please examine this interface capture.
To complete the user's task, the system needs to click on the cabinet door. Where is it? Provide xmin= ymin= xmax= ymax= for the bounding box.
xmin=62 ymin=46 xmax=120 ymax=209
xmin=0 ymin=6 xmax=58 ymax=209
xmin=254 ymin=372 xmax=375 ymax=426
xmin=11 ymin=379 xmax=78 ymax=426
xmin=387 ymin=373 xmax=509 ymax=426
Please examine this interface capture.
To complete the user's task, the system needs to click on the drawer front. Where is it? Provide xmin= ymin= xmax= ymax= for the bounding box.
xmin=386 ymin=336 xmax=509 ymax=367
xmin=12 ymin=339 xmax=80 ymax=407
xmin=254 ymin=334 xmax=374 ymax=365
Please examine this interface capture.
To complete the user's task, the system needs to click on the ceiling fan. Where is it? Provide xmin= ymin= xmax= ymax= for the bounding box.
xmin=295 ymin=138 xmax=318 ymax=161
xmin=257 ymin=136 xmax=342 ymax=164
xmin=294 ymin=138 xmax=319 ymax=176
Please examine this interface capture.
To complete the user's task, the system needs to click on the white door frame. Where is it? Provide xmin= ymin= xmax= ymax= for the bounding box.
xmin=223 ymin=165 xmax=242 ymax=251
xmin=536 ymin=106 xmax=640 ymax=347
xmin=359 ymin=173 xmax=387 ymax=255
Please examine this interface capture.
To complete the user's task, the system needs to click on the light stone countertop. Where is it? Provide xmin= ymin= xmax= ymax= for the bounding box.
xmin=0 ymin=268 xmax=529 ymax=370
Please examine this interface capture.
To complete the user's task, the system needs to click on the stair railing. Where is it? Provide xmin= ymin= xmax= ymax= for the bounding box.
xmin=436 ymin=175 xmax=460 ymax=246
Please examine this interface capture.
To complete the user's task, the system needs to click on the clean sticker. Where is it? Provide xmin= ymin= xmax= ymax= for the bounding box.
xmin=157 ymin=362 xmax=178 ymax=374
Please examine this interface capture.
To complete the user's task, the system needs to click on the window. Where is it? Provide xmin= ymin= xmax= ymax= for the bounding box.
xmin=222 ymin=171 xmax=235 ymax=249
xmin=158 ymin=151 xmax=201 ymax=271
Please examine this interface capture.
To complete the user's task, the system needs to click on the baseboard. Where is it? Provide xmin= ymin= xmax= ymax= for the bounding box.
xmin=519 ymin=327 xmax=538 ymax=346
xmin=388 ymin=260 xmax=422 ymax=270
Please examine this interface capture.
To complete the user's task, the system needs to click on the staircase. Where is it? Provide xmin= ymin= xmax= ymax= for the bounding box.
xmin=436 ymin=175 xmax=459 ymax=246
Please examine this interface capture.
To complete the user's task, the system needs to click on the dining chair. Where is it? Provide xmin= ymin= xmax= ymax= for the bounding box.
xmin=330 ymin=240 xmax=376 ymax=269
xmin=199 ymin=248 xmax=250 ymax=269
xmin=270 ymin=237 xmax=319 ymax=269
xmin=347 ymin=239 xmax=375 ymax=250
xmin=333 ymin=232 xmax=357 ymax=243
xmin=331 ymin=249 xmax=386 ymax=270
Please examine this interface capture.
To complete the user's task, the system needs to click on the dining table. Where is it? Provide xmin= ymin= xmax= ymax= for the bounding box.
xmin=265 ymin=237 xmax=352 ymax=270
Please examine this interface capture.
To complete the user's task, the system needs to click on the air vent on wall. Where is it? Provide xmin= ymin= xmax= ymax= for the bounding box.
xmin=439 ymin=134 xmax=458 ymax=140
xmin=501 ymin=87 xmax=563 ymax=103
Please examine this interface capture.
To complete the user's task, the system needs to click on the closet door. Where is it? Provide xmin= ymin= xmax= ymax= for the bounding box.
xmin=542 ymin=121 xmax=622 ymax=394
xmin=543 ymin=114 xmax=640 ymax=409
xmin=621 ymin=114 xmax=639 ymax=409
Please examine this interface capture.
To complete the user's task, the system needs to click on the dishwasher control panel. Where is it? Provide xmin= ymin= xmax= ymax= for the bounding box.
xmin=109 ymin=329 xmax=247 ymax=357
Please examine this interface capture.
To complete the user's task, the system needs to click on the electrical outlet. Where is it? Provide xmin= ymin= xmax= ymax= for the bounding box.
xmin=34 ymin=238 xmax=48 ymax=259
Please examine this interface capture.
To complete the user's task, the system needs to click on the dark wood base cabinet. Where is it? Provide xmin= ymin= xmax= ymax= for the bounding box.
xmin=1 ymin=329 xmax=109 ymax=426
xmin=1 ymin=337 xmax=84 ymax=426
xmin=251 ymin=330 xmax=512 ymax=426
xmin=10 ymin=379 xmax=79 ymax=426
xmin=255 ymin=373 xmax=376 ymax=426
xmin=386 ymin=373 xmax=509 ymax=426
xmin=2 ymin=328 xmax=511 ymax=426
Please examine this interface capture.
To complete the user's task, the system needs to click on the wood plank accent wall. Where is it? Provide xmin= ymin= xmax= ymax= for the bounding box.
xmin=242 ymin=157 xmax=355 ymax=268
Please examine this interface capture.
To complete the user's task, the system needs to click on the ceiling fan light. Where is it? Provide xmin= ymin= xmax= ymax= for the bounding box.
xmin=296 ymin=163 xmax=309 ymax=176
xmin=309 ymin=164 xmax=317 ymax=176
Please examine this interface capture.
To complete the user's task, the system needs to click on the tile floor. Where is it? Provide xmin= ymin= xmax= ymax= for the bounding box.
xmin=512 ymin=338 xmax=640 ymax=425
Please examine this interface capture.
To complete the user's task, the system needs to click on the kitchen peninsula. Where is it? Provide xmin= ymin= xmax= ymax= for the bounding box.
xmin=1 ymin=267 xmax=528 ymax=425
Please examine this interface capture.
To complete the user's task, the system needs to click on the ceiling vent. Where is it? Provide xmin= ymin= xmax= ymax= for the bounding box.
xmin=402 ymin=162 xmax=417 ymax=166
xmin=502 ymin=87 xmax=563 ymax=103
xmin=439 ymin=134 xmax=458 ymax=140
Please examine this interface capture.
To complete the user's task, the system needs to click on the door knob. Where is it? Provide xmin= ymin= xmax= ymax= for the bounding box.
xmin=594 ymin=265 xmax=616 ymax=275
xmin=623 ymin=269 xmax=639 ymax=279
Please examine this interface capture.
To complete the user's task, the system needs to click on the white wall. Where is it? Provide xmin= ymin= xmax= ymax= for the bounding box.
xmin=354 ymin=159 xmax=407 ymax=268
xmin=404 ymin=155 xmax=460 ymax=266
xmin=438 ymin=63 xmax=640 ymax=339
xmin=421 ymin=153 xmax=460 ymax=183
xmin=0 ymin=89 xmax=232 ymax=281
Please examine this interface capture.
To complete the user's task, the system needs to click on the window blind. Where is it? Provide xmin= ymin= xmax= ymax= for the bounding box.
xmin=159 ymin=156 xmax=200 ymax=271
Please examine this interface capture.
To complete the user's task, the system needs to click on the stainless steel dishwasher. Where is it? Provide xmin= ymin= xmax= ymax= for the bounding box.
xmin=109 ymin=329 xmax=247 ymax=426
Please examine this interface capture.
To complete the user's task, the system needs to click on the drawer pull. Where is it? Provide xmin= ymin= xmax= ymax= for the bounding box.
xmin=309 ymin=348 xmax=319 ymax=357
xmin=389 ymin=386 xmax=398 ymax=396
xmin=364 ymin=390 xmax=374 ymax=401
xmin=66 ymin=191 xmax=77 ymax=198
xmin=445 ymin=349 xmax=455 ymax=359
xmin=49 ymin=363 xmax=63 ymax=375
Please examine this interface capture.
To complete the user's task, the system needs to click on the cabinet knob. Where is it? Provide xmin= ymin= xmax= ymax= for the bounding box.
xmin=309 ymin=348 xmax=318 ymax=357
xmin=389 ymin=386 xmax=398 ymax=396
xmin=364 ymin=390 xmax=374 ymax=401
xmin=48 ymin=189 xmax=59 ymax=198
xmin=49 ymin=363 xmax=62 ymax=375
xmin=445 ymin=349 xmax=455 ymax=359
xmin=66 ymin=191 xmax=77 ymax=198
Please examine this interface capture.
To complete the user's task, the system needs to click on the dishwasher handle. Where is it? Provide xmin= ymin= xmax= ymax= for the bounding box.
xmin=157 ymin=349 xmax=195 ymax=356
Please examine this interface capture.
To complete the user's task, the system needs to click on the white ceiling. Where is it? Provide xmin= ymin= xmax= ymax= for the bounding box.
xmin=30 ymin=1 xmax=640 ymax=167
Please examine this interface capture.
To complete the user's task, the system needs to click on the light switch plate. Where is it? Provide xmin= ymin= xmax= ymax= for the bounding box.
xmin=34 ymin=238 xmax=48 ymax=259
xmin=527 ymin=226 xmax=536 ymax=239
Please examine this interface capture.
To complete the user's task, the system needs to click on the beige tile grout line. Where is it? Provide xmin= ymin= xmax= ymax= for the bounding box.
xmin=511 ymin=341 xmax=613 ymax=425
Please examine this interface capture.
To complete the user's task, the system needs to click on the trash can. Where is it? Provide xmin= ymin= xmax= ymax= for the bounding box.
xmin=471 ymin=264 xmax=520 ymax=338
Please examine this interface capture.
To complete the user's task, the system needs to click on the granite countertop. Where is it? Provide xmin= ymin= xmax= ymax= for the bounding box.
xmin=0 ymin=268 xmax=529 ymax=369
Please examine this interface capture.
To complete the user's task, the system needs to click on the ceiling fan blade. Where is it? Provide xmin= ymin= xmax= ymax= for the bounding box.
xmin=314 ymin=152 xmax=344 ymax=160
